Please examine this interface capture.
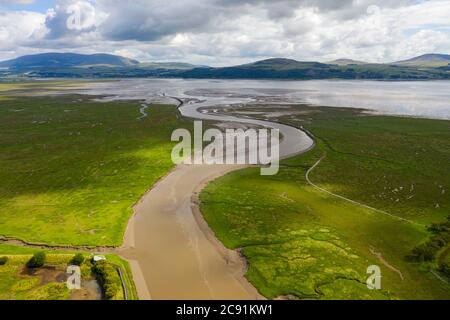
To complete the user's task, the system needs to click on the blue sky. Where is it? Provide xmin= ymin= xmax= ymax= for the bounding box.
xmin=2 ymin=0 xmax=54 ymax=13
xmin=0 ymin=0 xmax=449 ymax=65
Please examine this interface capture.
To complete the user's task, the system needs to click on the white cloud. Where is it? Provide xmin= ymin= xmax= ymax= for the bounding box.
xmin=0 ymin=0 xmax=449 ymax=65
xmin=0 ymin=11 xmax=46 ymax=49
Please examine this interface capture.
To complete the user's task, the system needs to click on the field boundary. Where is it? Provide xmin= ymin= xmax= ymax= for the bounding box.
xmin=0 ymin=235 xmax=115 ymax=253
xmin=305 ymin=155 xmax=423 ymax=227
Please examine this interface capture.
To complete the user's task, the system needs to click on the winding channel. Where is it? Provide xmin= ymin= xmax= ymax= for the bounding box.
xmin=75 ymin=79 xmax=315 ymax=300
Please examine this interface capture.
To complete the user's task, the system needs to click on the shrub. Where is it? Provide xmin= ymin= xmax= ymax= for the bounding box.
xmin=408 ymin=244 xmax=436 ymax=262
xmin=0 ymin=256 xmax=8 ymax=265
xmin=408 ymin=217 xmax=450 ymax=262
xmin=92 ymin=261 xmax=120 ymax=300
xmin=71 ymin=253 xmax=85 ymax=266
xmin=439 ymin=263 xmax=450 ymax=277
xmin=27 ymin=252 xmax=46 ymax=268
xmin=427 ymin=217 xmax=450 ymax=233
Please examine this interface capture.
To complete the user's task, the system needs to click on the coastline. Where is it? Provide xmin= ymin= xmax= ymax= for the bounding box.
xmin=190 ymin=165 xmax=265 ymax=300
xmin=118 ymin=164 xmax=266 ymax=300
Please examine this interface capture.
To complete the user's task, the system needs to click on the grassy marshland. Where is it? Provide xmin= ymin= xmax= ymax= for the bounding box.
xmin=200 ymin=105 xmax=450 ymax=299
xmin=0 ymin=86 xmax=190 ymax=246
xmin=0 ymin=247 xmax=136 ymax=300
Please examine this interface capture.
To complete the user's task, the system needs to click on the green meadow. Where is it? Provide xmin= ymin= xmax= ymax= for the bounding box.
xmin=200 ymin=105 xmax=450 ymax=299
xmin=0 ymin=85 xmax=189 ymax=246
xmin=0 ymin=254 xmax=78 ymax=300
xmin=0 ymin=247 xmax=136 ymax=300
xmin=0 ymin=82 xmax=184 ymax=300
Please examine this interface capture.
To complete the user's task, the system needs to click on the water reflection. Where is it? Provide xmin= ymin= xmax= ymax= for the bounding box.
xmin=75 ymin=79 xmax=450 ymax=120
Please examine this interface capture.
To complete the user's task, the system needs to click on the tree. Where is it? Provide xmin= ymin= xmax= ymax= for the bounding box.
xmin=71 ymin=253 xmax=85 ymax=266
xmin=0 ymin=256 xmax=8 ymax=265
xmin=27 ymin=252 xmax=46 ymax=268
xmin=92 ymin=260 xmax=120 ymax=300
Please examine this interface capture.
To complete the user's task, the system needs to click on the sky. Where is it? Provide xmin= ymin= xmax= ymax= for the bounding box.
xmin=0 ymin=0 xmax=449 ymax=66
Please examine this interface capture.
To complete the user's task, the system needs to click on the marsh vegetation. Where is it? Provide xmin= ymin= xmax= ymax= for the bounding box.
xmin=0 ymin=86 xmax=190 ymax=246
xmin=200 ymin=105 xmax=450 ymax=299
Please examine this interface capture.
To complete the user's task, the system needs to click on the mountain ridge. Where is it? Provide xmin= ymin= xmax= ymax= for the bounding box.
xmin=392 ymin=54 xmax=450 ymax=67
xmin=1 ymin=52 xmax=449 ymax=80
xmin=328 ymin=59 xmax=369 ymax=66
xmin=0 ymin=53 xmax=140 ymax=69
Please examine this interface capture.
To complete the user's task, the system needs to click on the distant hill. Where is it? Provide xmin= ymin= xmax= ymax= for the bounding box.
xmin=392 ymin=54 xmax=450 ymax=67
xmin=0 ymin=53 xmax=140 ymax=70
xmin=138 ymin=62 xmax=205 ymax=70
xmin=1 ymin=53 xmax=449 ymax=80
xmin=180 ymin=58 xmax=340 ymax=79
xmin=180 ymin=57 xmax=450 ymax=80
xmin=327 ymin=59 xmax=368 ymax=66
xmin=241 ymin=58 xmax=328 ymax=70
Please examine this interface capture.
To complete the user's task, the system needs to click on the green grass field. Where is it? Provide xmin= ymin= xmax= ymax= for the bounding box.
xmin=0 ymin=244 xmax=138 ymax=300
xmin=0 ymin=87 xmax=189 ymax=246
xmin=0 ymin=254 xmax=74 ymax=300
xmin=0 ymin=252 xmax=133 ymax=300
xmin=0 ymin=252 xmax=103 ymax=300
xmin=200 ymin=105 xmax=450 ymax=299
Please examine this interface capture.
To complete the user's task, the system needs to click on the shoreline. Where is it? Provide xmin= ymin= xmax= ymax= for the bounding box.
xmin=118 ymin=164 xmax=267 ymax=300
xmin=190 ymin=165 xmax=265 ymax=300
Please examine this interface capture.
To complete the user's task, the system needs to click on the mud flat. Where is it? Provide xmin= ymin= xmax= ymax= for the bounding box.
xmin=119 ymin=164 xmax=262 ymax=300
